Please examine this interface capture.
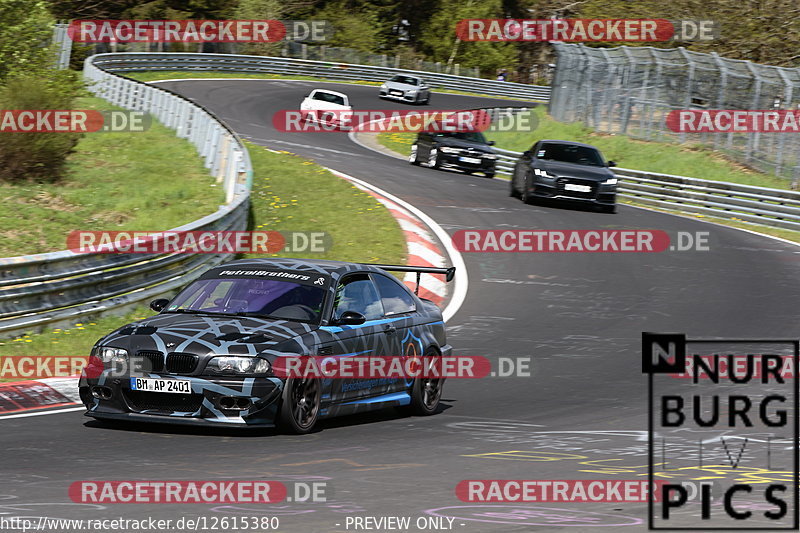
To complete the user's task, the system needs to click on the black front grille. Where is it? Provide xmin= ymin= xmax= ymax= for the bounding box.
xmin=556 ymin=178 xmax=597 ymax=199
xmin=123 ymin=390 xmax=204 ymax=413
xmin=166 ymin=352 xmax=198 ymax=374
xmin=137 ymin=351 xmax=164 ymax=373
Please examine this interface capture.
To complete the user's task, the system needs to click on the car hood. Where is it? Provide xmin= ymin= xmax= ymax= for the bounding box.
xmin=99 ymin=313 xmax=318 ymax=357
xmin=438 ymin=138 xmax=495 ymax=153
xmin=301 ymin=100 xmax=351 ymax=111
xmin=540 ymin=160 xmax=614 ymax=181
xmin=386 ymin=82 xmax=420 ymax=90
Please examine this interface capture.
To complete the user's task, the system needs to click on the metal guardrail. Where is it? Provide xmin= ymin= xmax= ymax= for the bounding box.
xmin=492 ymin=148 xmax=800 ymax=231
xmin=89 ymin=53 xmax=552 ymax=102
xmin=5 ymin=51 xmax=797 ymax=337
xmin=0 ymin=54 xmax=253 ymax=338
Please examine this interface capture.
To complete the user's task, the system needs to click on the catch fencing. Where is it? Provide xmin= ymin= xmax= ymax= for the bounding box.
xmin=549 ymin=43 xmax=800 ymax=186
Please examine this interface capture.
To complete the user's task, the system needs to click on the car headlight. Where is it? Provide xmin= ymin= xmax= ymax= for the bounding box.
xmin=603 ymin=178 xmax=618 ymax=185
xmin=533 ymin=168 xmax=554 ymax=178
xmin=439 ymin=147 xmax=459 ymax=153
xmin=98 ymin=347 xmax=128 ymax=364
xmin=207 ymin=356 xmax=270 ymax=374
xmin=380 ymin=83 xmax=387 ymax=89
xmin=406 ymin=89 xmax=418 ymax=95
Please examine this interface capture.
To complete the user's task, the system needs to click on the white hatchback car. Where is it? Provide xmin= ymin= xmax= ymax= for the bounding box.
xmin=300 ymin=89 xmax=352 ymax=126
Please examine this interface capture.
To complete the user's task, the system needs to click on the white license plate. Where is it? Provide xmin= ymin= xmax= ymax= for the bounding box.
xmin=564 ymin=183 xmax=591 ymax=192
xmin=130 ymin=377 xmax=191 ymax=394
xmin=459 ymin=156 xmax=481 ymax=164
xmin=390 ymin=90 xmax=403 ymax=96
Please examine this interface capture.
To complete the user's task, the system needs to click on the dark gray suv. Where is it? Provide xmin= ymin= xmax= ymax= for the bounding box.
xmin=510 ymin=140 xmax=618 ymax=213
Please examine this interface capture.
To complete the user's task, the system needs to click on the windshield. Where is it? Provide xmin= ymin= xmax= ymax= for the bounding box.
xmin=436 ymin=131 xmax=488 ymax=144
xmin=312 ymin=91 xmax=346 ymax=106
xmin=167 ymin=277 xmax=327 ymax=323
xmin=390 ymin=75 xmax=419 ymax=86
xmin=538 ymin=143 xmax=606 ymax=167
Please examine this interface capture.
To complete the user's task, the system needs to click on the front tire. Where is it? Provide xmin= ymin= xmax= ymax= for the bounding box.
xmin=278 ymin=377 xmax=321 ymax=434
xmin=509 ymin=175 xmax=520 ymax=197
xmin=408 ymin=349 xmax=444 ymax=415
xmin=409 ymin=144 xmax=421 ymax=165
xmin=521 ymin=173 xmax=536 ymax=205
xmin=428 ymin=148 xmax=441 ymax=169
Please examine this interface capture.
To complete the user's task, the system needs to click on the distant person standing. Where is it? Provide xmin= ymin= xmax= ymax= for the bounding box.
xmin=496 ymin=68 xmax=508 ymax=81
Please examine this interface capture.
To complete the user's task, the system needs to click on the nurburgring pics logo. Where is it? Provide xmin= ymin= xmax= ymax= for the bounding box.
xmin=642 ymin=333 xmax=799 ymax=529
xmin=455 ymin=19 xmax=718 ymax=42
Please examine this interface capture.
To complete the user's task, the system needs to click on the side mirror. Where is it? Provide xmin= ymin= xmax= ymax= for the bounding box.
xmin=150 ymin=298 xmax=169 ymax=312
xmin=607 ymin=160 xmax=616 ymax=167
xmin=487 ymin=140 xmax=496 ymax=146
xmin=335 ymin=311 xmax=366 ymax=326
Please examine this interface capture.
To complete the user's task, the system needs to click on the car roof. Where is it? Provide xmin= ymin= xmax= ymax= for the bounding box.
xmin=391 ymin=74 xmax=421 ymax=80
xmin=309 ymin=88 xmax=349 ymax=99
xmin=204 ymin=257 xmax=386 ymax=278
xmin=537 ymin=139 xmax=600 ymax=150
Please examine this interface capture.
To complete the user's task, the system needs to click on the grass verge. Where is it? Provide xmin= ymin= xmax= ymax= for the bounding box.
xmin=0 ymin=96 xmax=224 ymax=257
xmin=0 ymin=142 xmax=405 ymax=359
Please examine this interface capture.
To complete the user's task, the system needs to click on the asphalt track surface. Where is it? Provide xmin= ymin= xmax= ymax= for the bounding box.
xmin=3 ymin=80 xmax=800 ymax=532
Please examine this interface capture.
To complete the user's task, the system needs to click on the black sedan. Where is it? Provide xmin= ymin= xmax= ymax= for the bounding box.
xmin=510 ymin=140 xmax=618 ymax=213
xmin=79 ymin=258 xmax=455 ymax=433
xmin=409 ymin=131 xmax=497 ymax=178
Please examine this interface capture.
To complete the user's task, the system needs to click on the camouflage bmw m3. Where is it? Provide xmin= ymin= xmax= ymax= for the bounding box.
xmin=79 ymin=258 xmax=455 ymax=433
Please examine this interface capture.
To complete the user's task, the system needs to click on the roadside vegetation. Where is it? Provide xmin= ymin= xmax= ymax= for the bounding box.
xmin=0 ymin=96 xmax=224 ymax=256
xmin=0 ymin=142 xmax=406 ymax=358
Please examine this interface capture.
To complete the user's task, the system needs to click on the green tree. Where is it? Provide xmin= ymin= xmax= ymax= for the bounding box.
xmin=579 ymin=0 xmax=800 ymax=66
xmin=233 ymin=0 xmax=283 ymax=55
xmin=316 ymin=0 xmax=385 ymax=52
xmin=0 ymin=0 xmax=55 ymax=81
xmin=417 ymin=0 xmax=518 ymax=76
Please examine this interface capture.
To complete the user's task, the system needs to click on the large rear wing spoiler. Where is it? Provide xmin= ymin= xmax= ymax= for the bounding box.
xmin=364 ymin=264 xmax=456 ymax=295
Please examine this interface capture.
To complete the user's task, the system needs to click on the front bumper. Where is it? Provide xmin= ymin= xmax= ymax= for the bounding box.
xmin=527 ymin=180 xmax=616 ymax=206
xmin=379 ymin=89 xmax=422 ymax=103
xmin=439 ymin=153 xmax=496 ymax=173
xmin=80 ymin=373 xmax=283 ymax=428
